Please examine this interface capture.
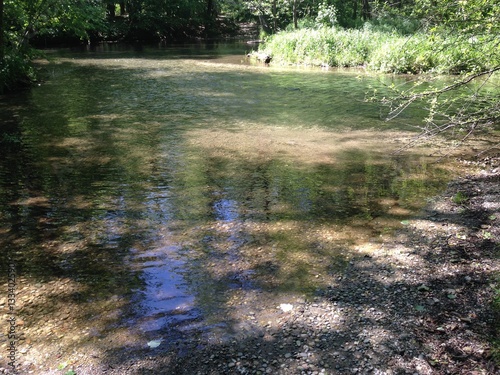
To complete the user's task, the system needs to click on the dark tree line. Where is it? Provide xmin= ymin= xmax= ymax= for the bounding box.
xmin=0 ymin=1 xmax=443 ymax=51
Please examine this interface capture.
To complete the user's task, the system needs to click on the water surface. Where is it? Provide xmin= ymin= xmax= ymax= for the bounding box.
xmin=0 ymin=42 xmax=461 ymax=369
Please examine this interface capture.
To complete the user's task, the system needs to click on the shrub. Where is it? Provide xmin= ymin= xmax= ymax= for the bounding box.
xmin=1 ymin=49 xmax=38 ymax=93
xmin=261 ymin=27 xmax=389 ymax=68
xmin=259 ymin=25 xmax=499 ymax=74
xmin=368 ymin=33 xmax=435 ymax=74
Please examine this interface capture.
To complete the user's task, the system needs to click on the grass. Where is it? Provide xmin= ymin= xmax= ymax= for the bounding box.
xmin=258 ymin=26 xmax=499 ymax=74
xmin=452 ymin=191 xmax=469 ymax=205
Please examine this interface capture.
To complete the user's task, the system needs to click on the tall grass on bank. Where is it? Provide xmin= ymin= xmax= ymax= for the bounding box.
xmin=259 ymin=26 xmax=499 ymax=74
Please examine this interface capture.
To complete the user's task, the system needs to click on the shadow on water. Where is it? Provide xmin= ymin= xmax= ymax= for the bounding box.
xmin=0 ymin=48 xmax=489 ymax=373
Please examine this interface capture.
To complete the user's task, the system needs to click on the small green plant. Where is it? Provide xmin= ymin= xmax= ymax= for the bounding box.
xmin=57 ymin=363 xmax=67 ymax=370
xmin=452 ymin=191 xmax=469 ymax=205
xmin=482 ymin=231 xmax=493 ymax=240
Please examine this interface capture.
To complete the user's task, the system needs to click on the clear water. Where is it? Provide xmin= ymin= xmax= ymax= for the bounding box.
xmin=0 ymin=42 xmax=456 ymax=351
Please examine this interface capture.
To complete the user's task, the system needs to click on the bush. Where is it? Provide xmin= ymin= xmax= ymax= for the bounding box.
xmin=368 ymin=33 xmax=435 ymax=73
xmin=0 ymin=49 xmax=38 ymax=93
xmin=259 ymin=25 xmax=499 ymax=74
xmin=261 ymin=27 xmax=369 ymax=67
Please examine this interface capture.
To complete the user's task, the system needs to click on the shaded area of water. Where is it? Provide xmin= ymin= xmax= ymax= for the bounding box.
xmin=0 ymin=42 xmax=460 ymax=368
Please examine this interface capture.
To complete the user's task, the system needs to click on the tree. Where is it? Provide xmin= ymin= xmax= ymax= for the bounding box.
xmin=0 ymin=0 xmax=4 ymax=62
xmin=1 ymin=0 xmax=108 ymax=92
xmin=380 ymin=0 xmax=500 ymax=151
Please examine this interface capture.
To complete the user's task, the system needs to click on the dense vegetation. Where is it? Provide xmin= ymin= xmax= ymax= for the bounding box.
xmin=259 ymin=26 xmax=498 ymax=74
xmin=259 ymin=1 xmax=499 ymax=73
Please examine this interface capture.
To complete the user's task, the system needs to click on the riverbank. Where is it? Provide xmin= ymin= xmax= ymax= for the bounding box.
xmin=7 ymin=156 xmax=493 ymax=375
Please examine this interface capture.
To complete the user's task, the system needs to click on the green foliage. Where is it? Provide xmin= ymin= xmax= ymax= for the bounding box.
xmin=126 ymin=0 xmax=209 ymax=40
xmin=259 ymin=0 xmax=499 ymax=74
xmin=260 ymin=27 xmax=374 ymax=67
xmin=4 ymin=0 xmax=106 ymax=45
xmin=452 ymin=191 xmax=469 ymax=205
xmin=0 ymin=47 xmax=39 ymax=92
xmin=315 ymin=2 xmax=337 ymax=28
xmin=261 ymin=24 xmax=498 ymax=74
xmin=1 ymin=0 xmax=110 ymax=91
xmin=42 ymin=0 xmax=106 ymax=40
xmin=363 ymin=3 xmax=421 ymax=36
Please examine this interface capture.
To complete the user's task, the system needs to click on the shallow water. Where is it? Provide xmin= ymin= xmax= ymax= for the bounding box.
xmin=0 ymin=42 xmax=464 ymax=366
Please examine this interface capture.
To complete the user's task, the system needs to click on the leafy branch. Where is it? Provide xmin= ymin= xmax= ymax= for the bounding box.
xmin=380 ymin=66 xmax=500 ymax=153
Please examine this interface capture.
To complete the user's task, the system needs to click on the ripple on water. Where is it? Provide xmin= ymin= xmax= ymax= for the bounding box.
xmin=130 ymin=245 xmax=200 ymax=333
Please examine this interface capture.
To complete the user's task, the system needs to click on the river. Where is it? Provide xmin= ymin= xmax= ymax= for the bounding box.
xmin=0 ymin=42 xmax=467 ymax=372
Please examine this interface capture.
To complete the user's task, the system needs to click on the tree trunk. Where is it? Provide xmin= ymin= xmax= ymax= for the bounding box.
xmin=293 ymin=0 xmax=298 ymax=29
xmin=353 ymin=0 xmax=358 ymax=20
xmin=0 ymin=0 xmax=4 ymax=61
xmin=120 ymin=1 xmax=126 ymax=15
xmin=205 ymin=0 xmax=217 ymax=36
xmin=362 ymin=0 xmax=370 ymax=20
xmin=107 ymin=2 xmax=116 ymax=19
xmin=272 ymin=0 xmax=277 ymax=31
xmin=0 ymin=0 xmax=4 ymax=94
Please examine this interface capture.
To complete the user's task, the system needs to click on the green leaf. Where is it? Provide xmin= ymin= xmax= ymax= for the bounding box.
xmin=483 ymin=231 xmax=493 ymax=239
xmin=57 ymin=363 xmax=67 ymax=370
xmin=400 ymin=220 xmax=410 ymax=225
xmin=429 ymin=359 xmax=439 ymax=366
